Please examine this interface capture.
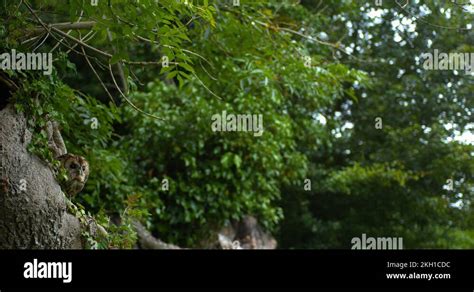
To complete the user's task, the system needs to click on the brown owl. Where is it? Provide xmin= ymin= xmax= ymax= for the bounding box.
xmin=58 ymin=154 xmax=89 ymax=197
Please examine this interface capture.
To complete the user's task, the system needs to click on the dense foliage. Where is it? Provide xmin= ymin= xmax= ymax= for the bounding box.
xmin=278 ymin=1 xmax=474 ymax=248
xmin=1 ymin=0 xmax=473 ymax=248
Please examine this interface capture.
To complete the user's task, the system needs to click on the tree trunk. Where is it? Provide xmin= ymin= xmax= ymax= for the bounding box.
xmin=0 ymin=104 xmax=82 ymax=249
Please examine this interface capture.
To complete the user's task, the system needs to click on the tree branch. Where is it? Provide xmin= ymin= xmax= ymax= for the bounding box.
xmin=29 ymin=21 xmax=96 ymax=36
xmin=132 ymin=221 xmax=180 ymax=250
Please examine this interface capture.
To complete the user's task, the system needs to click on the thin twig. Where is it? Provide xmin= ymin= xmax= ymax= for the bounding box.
xmin=108 ymin=64 xmax=165 ymax=121
xmin=79 ymin=33 xmax=116 ymax=106
xmin=193 ymin=72 xmax=222 ymax=100
xmin=107 ymin=29 xmax=128 ymax=93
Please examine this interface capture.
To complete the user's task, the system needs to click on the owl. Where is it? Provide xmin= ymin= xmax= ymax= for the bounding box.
xmin=46 ymin=120 xmax=89 ymax=197
xmin=58 ymin=153 xmax=89 ymax=197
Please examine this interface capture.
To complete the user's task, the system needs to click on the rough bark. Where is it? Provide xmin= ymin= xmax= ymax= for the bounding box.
xmin=232 ymin=215 xmax=277 ymax=249
xmin=0 ymin=104 xmax=82 ymax=249
xmin=217 ymin=216 xmax=278 ymax=249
